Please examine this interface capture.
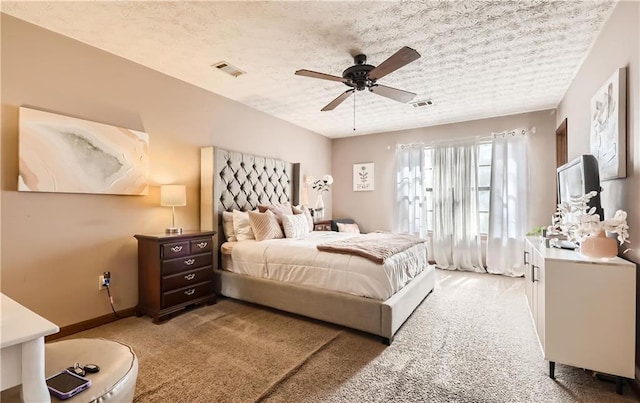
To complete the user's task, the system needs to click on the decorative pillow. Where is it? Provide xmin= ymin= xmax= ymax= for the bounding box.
xmin=222 ymin=211 xmax=237 ymax=242
xmin=248 ymin=210 xmax=284 ymax=241
xmin=337 ymin=222 xmax=361 ymax=234
xmin=220 ymin=242 xmax=236 ymax=255
xmin=232 ymin=210 xmax=255 ymax=242
xmin=292 ymin=205 xmax=314 ymax=230
xmin=257 ymin=202 xmax=293 ymax=224
xmin=282 ymin=214 xmax=310 ymax=238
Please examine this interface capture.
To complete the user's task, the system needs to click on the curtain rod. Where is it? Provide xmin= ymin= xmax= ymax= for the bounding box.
xmin=492 ymin=129 xmax=528 ymax=138
xmin=397 ymin=135 xmax=490 ymax=149
xmin=397 ymin=127 xmax=534 ymax=149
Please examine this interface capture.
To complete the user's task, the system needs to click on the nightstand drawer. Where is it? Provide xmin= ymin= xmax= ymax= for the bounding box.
xmin=190 ymin=238 xmax=213 ymax=253
xmin=162 ymin=253 xmax=213 ymax=276
xmin=162 ymin=281 xmax=212 ymax=309
xmin=161 ymin=241 xmax=190 ymax=259
xmin=314 ymin=223 xmax=332 ymax=231
xmin=163 ymin=267 xmax=212 ymax=291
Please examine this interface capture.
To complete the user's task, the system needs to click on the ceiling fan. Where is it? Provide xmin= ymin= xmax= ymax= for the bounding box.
xmin=295 ymin=46 xmax=421 ymax=111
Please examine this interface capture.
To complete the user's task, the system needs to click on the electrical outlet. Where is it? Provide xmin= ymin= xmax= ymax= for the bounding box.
xmin=98 ymin=272 xmax=111 ymax=290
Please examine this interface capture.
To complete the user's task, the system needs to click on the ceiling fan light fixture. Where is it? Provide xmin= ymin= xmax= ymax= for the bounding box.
xmin=295 ymin=46 xmax=421 ymax=111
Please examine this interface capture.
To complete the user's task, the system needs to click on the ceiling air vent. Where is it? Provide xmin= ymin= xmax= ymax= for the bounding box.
xmin=211 ymin=61 xmax=245 ymax=77
xmin=410 ymin=99 xmax=434 ymax=108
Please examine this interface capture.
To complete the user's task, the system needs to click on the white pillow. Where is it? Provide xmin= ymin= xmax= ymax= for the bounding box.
xmin=337 ymin=222 xmax=360 ymax=234
xmin=222 ymin=211 xmax=237 ymax=242
xmin=248 ymin=210 xmax=284 ymax=241
xmin=282 ymin=214 xmax=310 ymax=238
xmin=292 ymin=205 xmax=314 ymax=230
xmin=232 ymin=209 xmax=255 ymax=241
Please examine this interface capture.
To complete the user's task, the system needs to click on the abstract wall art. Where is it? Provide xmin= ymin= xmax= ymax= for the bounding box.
xmin=590 ymin=67 xmax=626 ymax=180
xmin=353 ymin=162 xmax=374 ymax=191
xmin=18 ymin=107 xmax=149 ymax=195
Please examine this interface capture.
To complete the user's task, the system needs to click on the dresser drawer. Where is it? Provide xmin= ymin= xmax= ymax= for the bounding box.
xmin=163 ymin=267 xmax=212 ymax=291
xmin=161 ymin=241 xmax=190 ymax=259
xmin=162 ymin=281 xmax=212 ymax=309
xmin=162 ymin=253 xmax=213 ymax=276
xmin=190 ymin=238 xmax=213 ymax=253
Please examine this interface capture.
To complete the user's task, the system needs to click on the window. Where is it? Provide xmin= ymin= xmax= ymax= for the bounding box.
xmin=423 ymin=142 xmax=492 ymax=233
xmin=476 ymin=142 xmax=492 ymax=234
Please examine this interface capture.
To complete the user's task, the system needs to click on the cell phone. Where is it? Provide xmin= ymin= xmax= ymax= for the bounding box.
xmin=46 ymin=370 xmax=91 ymax=400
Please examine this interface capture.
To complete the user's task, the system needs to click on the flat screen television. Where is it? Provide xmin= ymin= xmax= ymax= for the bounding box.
xmin=556 ymin=154 xmax=603 ymax=220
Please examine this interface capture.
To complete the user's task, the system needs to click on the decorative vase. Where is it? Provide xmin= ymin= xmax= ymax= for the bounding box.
xmin=315 ymin=193 xmax=325 ymax=220
xmin=580 ymin=230 xmax=618 ymax=258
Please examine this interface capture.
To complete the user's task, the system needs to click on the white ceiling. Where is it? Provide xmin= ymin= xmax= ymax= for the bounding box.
xmin=2 ymin=1 xmax=617 ymax=138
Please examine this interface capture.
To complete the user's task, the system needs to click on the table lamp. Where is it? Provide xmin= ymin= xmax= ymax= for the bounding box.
xmin=160 ymin=185 xmax=186 ymax=234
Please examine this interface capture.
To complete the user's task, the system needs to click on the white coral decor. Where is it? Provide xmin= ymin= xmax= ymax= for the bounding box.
xmin=604 ymin=210 xmax=630 ymax=245
xmin=553 ymin=191 xmax=629 ymax=245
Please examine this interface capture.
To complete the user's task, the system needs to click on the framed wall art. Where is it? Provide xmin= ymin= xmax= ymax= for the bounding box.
xmin=353 ymin=162 xmax=374 ymax=191
xmin=590 ymin=67 xmax=626 ymax=180
xmin=18 ymin=107 xmax=149 ymax=195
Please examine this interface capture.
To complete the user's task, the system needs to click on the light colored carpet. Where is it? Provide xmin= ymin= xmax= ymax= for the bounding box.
xmin=68 ymin=269 xmax=638 ymax=402
xmin=70 ymin=299 xmax=343 ymax=402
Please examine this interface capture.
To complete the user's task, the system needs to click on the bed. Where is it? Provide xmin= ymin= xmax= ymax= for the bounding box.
xmin=200 ymin=146 xmax=435 ymax=344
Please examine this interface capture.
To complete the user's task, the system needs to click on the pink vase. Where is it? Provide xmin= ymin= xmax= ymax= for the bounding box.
xmin=580 ymin=230 xmax=618 ymax=258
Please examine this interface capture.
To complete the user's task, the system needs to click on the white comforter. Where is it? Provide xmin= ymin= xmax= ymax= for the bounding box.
xmin=229 ymin=231 xmax=428 ymax=300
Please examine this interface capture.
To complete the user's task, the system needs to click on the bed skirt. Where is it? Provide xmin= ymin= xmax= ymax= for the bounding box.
xmin=213 ymin=265 xmax=435 ymax=343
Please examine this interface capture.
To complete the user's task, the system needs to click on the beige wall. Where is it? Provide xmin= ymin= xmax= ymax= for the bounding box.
xmin=556 ymin=0 xmax=639 ymax=263
xmin=555 ymin=0 xmax=639 ymax=371
xmin=331 ymin=110 xmax=558 ymax=235
xmin=0 ymin=15 xmax=331 ymax=327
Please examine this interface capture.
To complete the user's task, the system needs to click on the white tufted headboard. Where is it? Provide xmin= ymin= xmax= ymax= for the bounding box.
xmin=200 ymin=146 xmax=299 ymax=268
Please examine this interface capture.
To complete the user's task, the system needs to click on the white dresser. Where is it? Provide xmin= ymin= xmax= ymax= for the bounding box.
xmin=524 ymin=237 xmax=636 ymax=394
xmin=1 ymin=294 xmax=59 ymax=402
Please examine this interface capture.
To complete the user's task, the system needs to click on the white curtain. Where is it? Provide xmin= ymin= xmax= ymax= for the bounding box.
xmin=394 ymin=145 xmax=426 ymax=238
xmin=432 ymin=142 xmax=485 ymax=272
xmin=486 ymin=131 xmax=528 ymax=276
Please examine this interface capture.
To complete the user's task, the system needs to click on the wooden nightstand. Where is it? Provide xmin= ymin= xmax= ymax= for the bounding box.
xmin=314 ymin=220 xmax=333 ymax=231
xmin=314 ymin=219 xmax=357 ymax=232
xmin=134 ymin=230 xmax=216 ymax=323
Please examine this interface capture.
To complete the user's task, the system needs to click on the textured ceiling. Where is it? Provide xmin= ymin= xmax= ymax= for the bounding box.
xmin=2 ymin=1 xmax=617 ymax=138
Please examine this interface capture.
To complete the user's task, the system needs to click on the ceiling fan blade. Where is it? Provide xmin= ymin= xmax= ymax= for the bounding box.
xmin=321 ymin=89 xmax=355 ymax=111
xmin=368 ymin=46 xmax=421 ymax=81
xmin=295 ymin=69 xmax=349 ymax=83
xmin=370 ymin=84 xmax=416 ymax=103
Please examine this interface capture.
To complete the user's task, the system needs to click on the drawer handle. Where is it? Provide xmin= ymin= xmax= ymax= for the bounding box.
xmin=184 ymin=273 xmax=196 ymax=281
xmin=184 ymin=288 xmax=195 ymax=296
xmin=171 ymin=246 xmax=183 ymax=252
xmin=184 ymin=258 xmax=196 ymax=265
xmin=196 ymin=242 xmax=208 ymax=248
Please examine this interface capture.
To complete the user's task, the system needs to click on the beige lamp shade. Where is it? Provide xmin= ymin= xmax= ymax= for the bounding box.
xmin=160 ymin=185 xmax=186 ymax=207
xmin=160 ymin=185 xmax=186 ymax=234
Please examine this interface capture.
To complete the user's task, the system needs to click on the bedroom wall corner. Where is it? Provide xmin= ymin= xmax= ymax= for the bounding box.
xmin=0 ymin=14 xmax=330 ymax=329
xmin=554 ymin=0 xmax=640 ymax=375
